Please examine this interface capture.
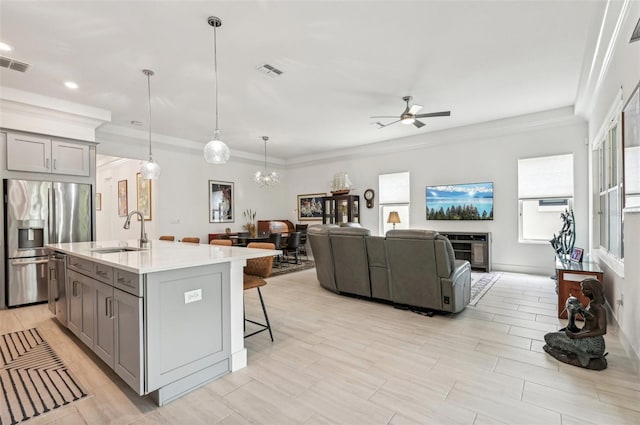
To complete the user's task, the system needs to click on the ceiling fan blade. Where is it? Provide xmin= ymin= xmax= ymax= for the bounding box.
xmin=370 ymin=115 xmax=399 ymax=119
xmin=378 ymin=119 xmax=401 ymax=128
xmin=408 ymin=104 xmax=423 ymax=114
xmin=414 ymin=111 xmax=451 ymax=118
xmin=413 ymin=120 xmax=426 ymax=128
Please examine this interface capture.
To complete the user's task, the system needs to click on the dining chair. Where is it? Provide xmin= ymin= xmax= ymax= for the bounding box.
xmin=267 ymin=232 xmax=282 ymax=267
xmin=244 ymin=242 xmax=275 ymax=341
xmin=283 ymin=231 xmax=302 ymax=265
xmin=159 ymin=235 xmax=175 ymax=241
xmin=210 ymin=239 xmax=232 ymax=246
xmin=181 ymin=237 xmax=200 ymax=244
xmin=295 ymin=224 xmax=309 ymax=260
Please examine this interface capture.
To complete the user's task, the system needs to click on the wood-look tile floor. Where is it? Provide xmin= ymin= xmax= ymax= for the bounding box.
xmin=2 ymin=270 xmax=639 ymax=425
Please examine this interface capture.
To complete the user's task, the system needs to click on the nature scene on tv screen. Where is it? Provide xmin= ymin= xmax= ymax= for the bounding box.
xmin=426 ymin=182 xmax=494 ymax=220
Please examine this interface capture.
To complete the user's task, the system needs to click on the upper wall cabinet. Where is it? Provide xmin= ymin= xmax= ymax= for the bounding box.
xmin=7 ymin=133 xmax=90 ymax=176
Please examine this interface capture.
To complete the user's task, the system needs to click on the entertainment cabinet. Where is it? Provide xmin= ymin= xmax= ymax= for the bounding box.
xmin=322 ymin=195 xmax=360 ymax=225
xmin=439 ymin=231 xmax=491 ymax=272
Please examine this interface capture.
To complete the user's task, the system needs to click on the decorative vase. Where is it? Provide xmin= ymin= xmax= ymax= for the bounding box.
xmin=248 ymin=223 xmax=257 ymax=238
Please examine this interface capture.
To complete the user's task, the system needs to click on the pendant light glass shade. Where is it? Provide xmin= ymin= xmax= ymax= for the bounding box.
xmin=204 ymin=130 xmax=231 ymax=164
xmin=140 ymin=69 xmax=160 ymax=179
xmin=204 ymin=16 xmax=230 ymax=164
xmin=253 ymin=136 xmax=279 ymax=187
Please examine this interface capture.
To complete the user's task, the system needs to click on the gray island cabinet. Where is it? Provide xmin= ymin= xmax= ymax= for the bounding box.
xmin=46 ymin=240 xmax=279 ymax=405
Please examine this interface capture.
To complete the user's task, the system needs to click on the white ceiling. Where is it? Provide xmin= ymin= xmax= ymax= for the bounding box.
xmin=0 ymin=1 xmax=603 ymax=160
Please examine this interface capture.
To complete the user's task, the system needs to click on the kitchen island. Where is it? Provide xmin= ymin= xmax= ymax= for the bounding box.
xmin=45 ymin=239 xmax=280 ymax=405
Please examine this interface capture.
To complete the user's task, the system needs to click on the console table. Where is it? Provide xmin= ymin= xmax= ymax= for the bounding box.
xmin=555 ymin=258 xmax=604 ymax=319
xmin=439 ymin=231 xmax=491 ymax=272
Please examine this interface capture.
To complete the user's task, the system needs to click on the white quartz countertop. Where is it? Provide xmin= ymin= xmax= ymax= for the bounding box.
xmin=45 ymin=240 xmax=281 ymax=274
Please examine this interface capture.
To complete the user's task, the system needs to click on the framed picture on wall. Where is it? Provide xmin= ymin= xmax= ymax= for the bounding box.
xmin=209 ymin=180 xmax=234 ymax=223
xmin=297 ymin=193 xmax=325 ymax=221
xmin=96 ymin=193 xmax=102 ymax=211
xmin=136 ymin=173 xmax=152 ymax=221
xmin=117 ymin=180 xmax=128 ymax=217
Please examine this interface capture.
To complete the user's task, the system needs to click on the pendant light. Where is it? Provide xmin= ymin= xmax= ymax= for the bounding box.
xmin=203 ymin=16 xmax=230 ymax=164
xmin=253 ymin=136 xmax=279 ymax=187
xmin=140 ymin=69 xmax=161 ymax=179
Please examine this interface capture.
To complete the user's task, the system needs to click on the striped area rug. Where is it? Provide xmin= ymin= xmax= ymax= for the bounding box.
xmin=0 ymin=328 xmax=87 ymax=424
xmin=469 ymin=272 xmax=503 ymax=306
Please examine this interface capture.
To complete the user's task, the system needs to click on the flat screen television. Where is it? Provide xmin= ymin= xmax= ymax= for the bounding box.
xmin=426 ymin=182 xmax=494 ymax=220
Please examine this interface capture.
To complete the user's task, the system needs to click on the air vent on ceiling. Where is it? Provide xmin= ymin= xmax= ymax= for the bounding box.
xmin=631 ymin=17 xmax=640 ymax=43
xmin=0 ymin=56 xmax=30 ymax=72
xmin=257 ymin=63 xmax=283 ymax=77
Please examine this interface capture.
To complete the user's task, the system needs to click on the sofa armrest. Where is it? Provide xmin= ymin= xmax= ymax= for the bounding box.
xmin=439 ymin=260 xmax=471 ymax=313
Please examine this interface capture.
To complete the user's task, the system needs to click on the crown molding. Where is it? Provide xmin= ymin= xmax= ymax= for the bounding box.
xmin=0 ymin=86 xmax=111 ymax=141
xmin=284 ymin=106 xmax=585 ymax=168
xmin=575 ymin=0 xmax=632 ymax=119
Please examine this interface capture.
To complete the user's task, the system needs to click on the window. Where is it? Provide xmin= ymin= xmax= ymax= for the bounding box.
xmin=597 ymin=115 xmax=623 ymax=259
xmin=518 ymin=154 xmax=574 ymax=243
xmin=379 ymin=172 xmax=410 ymax=235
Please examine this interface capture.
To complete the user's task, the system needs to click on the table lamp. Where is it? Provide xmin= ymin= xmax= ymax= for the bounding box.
xmin=387 ymin=211 xmax=401 ymax=229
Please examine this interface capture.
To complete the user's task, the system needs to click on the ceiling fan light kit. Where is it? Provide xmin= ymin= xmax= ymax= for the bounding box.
xmin=203 ymin=15 xmax=231 ymax=165
xmin=372 ymin=95 xmax=450 ymax=129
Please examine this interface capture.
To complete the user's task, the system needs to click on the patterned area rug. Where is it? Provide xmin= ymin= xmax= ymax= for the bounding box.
xmin=270 ymin=259 xmax=315 ymax=277
xmin=469 ymin=271 xmax=503 ymax=306
xmin=0 ymin=328 xmax=88 ymax=424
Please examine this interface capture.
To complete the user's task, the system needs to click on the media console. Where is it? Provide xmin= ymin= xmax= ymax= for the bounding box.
xmin=439 ymin=231 xmax=491 ymax=272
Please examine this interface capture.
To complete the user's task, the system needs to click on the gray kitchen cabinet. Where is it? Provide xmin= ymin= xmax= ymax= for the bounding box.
xmin=114 ymin=288 xmax=143 ymax=394
xmin=94 ymin=280 xmax=115 ymax=368
xmin=67 ymin=270 xmax=95 ymax=347
xmin=6 ymin=133 xmax=90 ymax=176
xmin=66 ymin=271 xmax=82 ymax=336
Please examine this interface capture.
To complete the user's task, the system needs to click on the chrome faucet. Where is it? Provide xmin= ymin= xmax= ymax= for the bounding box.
xmin=123 ymin=210 xmax=149 ymax=247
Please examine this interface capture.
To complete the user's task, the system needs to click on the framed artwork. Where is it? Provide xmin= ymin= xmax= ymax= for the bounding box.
xmin=209 ymin=180 xmax=234 ymax=223
xmin=623 ymin=80 xmax=640 ymax=208
xmin=117 ymin=180 xmax=128 ymax=217
xmin=297 ymin=193 xmax=325 ymax=221
xmin=96 ymin=193 xmax=102 ymax=211
xmin=570 ymin=247 xmax=584 ymax=263
xmin=136 ymin=172 xmax=152 ymax=221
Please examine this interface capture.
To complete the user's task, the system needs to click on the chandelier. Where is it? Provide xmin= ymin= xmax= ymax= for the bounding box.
xmin=252 ymin=136 xmax=279 ymax=187
xmin=139 ymin=69 xmax=161 ymax=179
xmin=203 ymin=16 xmax=230 ymax=164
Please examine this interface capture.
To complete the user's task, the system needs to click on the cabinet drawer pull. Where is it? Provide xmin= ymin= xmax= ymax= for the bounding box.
xmin=72 ymin=280 xmax=79 ymax=297
xmin=46 ymin=158 xmax=50 ymax=170
xmin=97 ymin=270 xmax=108 ymax=276
xmin=53 ymin=158 xmax=57 ymax=170
xmin=108 ymin=298 xmax=115 ymax=319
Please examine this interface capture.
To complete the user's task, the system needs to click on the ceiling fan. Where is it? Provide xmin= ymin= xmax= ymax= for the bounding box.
xmin=371 ymin=96 xmax=450 ymax=129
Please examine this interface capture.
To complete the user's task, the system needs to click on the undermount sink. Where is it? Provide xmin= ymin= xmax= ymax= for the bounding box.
xmin=91 ymin=247 xmax=145 ymax=254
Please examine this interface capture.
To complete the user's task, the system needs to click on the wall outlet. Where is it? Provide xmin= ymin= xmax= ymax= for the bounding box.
xmin=184 ymin=289 xmax=202 ymax=304
xmin=170 ymin=218 xmax=180 ymax=224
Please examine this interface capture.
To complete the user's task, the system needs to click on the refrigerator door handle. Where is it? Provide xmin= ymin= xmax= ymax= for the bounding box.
xmin=11 ymin=258 xmax=50 ymax=266
xmin=48 ymin=187 xmax=56 ymax=243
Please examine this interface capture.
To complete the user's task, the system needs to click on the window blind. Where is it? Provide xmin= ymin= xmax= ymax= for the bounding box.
xmin=518 ymin=154 xmax=573 ymax=199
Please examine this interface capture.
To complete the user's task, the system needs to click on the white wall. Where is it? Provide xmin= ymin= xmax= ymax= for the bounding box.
xmin=583 ymin=1 xmax=640 ymax=358
xmin=286 ymin=108 xmax=589 ymax=276
xmin=95 ymin=141 xmax=287 ymax=244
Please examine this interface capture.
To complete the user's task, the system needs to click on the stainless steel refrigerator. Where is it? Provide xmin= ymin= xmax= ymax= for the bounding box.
xmin=4 ymin=179 xmax=92 ymax=307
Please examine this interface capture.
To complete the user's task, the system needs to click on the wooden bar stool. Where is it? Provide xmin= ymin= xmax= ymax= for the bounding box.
xmin=210 ymin=239 xmax=232 ymax=246
xmin=244 ymin=242 xmax=275 ymax=341
xmin=181 ymin=237 xmax=200 ymax=244
xmin=159 ymin=235 xmax=175 ymax=241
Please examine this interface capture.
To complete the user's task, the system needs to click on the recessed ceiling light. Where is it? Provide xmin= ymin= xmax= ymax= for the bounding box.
xmin=0 ymin=42 xmax=13 ymax=52
xmin=64 ymin=81 xmax=78 ymax=89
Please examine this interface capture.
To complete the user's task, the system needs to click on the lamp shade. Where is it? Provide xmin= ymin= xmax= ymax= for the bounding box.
xmin=387 ymin=211 xmax=401 ymax=224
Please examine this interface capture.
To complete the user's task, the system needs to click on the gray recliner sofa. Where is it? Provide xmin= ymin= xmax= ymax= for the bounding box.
xmin=385 ymin=229 xmax=471 ymax=312
xmin=308 ymin=225 xmax=471 ymax=313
